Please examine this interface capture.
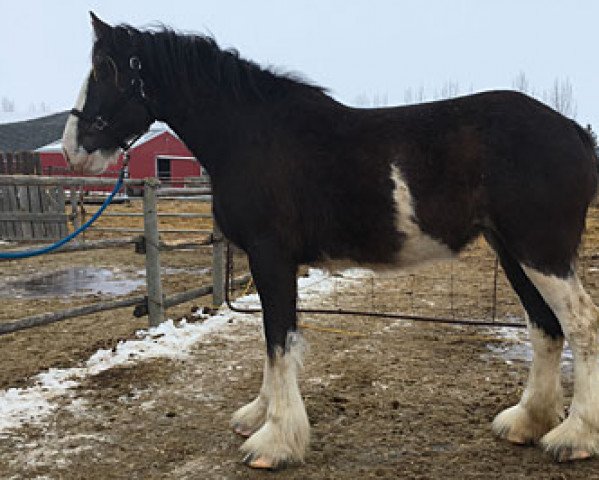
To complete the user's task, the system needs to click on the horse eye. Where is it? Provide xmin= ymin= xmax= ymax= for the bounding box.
xmin=93 ymin=58 xmax=112 ymax=81
xmin=92 ymin=55 xmax=119 ymax=84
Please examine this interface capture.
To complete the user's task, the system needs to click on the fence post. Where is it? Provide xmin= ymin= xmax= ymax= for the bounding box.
xmin=143 ymin=178 xmax=165 ymax=326
xmin=70 ymin=187 xmax=80 ymax=244
xmin=212 ymin=220 xmax=225 ymax=307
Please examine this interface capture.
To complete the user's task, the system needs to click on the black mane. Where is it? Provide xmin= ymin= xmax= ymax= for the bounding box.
xmin=113 ymin=24 xmax=327 ymax=102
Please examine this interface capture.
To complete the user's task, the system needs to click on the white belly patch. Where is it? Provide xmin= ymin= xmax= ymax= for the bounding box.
xmin=389 ymin=165 xmax=454 ymax=267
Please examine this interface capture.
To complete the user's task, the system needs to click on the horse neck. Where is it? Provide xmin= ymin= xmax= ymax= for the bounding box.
xmin=147 ymin=82 xmax=237 ymax=174
xmin=144 ymin=72 xmax=318 ymax=178
xmin=138 ymin=40 xmax=339 ymax=177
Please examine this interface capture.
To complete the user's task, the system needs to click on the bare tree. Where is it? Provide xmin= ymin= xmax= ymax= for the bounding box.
xmin=372 ymin=92 xmax=388 ymax=107
xmin=353 ymin=93 xmax=371 ymax=107
xmin=403 ymin=87 xmax=413 ymax=105
xmin=403 ymin=85 xmax=426 ymax=105
xmin=587 ymin=124 xmax=597 ymax=147
xmin=543 ymin=78 xmax=577 ymax=118
xmin=512 ymin=71 xmax=530 ymax=94
xmin=403 ymin=81 xmax=459 ymax=106
xmin=353 ymin=92 xmax=388 ymax=108
xmin=1 ymin=97 xmax=15 ymax=113
xmin=512 ymin=72 xmax=577 ymax=119
xmin=439 ymin=80 xmax=460 ymax=100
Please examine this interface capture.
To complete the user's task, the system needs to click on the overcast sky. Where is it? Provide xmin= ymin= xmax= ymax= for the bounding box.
xmin=1 ymin=1 xmax=598 ymax=128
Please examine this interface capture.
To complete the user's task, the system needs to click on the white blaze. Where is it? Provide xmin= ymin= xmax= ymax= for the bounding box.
xmin=61 ymin=72 xmax=120 ymax=175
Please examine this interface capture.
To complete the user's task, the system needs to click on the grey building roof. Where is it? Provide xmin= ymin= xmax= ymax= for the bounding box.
xmin=36 ymin=122 xmax=174 ymax=153
xmin=0 ymin=111 xmax=69 ymax=152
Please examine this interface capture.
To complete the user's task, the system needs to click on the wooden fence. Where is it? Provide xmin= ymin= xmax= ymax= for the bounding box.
xmin=0 ymin=183 xmax=67 ymax=241
xmin=0 ymin=151 xmax=41 ymax=175
xmin=0 ymin=175 xmax=240 ymax=335
xmin=0 ymin=152 xmax=65 ymax=241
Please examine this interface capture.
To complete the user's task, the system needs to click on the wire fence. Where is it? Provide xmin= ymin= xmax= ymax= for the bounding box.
xmin=3 ymin=173 xmax=599 ymax=334
xmin=226 ymin=208 xmax=599 ymax=329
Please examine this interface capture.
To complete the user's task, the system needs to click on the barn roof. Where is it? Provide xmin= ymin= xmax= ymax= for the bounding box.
xmin=35 ymin=122 xmax=175 ymax=153
xmin=0 ymin=111 xmax=70 ymax=152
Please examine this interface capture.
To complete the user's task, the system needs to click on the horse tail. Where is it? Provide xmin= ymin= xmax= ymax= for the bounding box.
xmin=572 ymin=121 xmax=597 ymax=157
xmin=571 ymin=121 xmax=598 ymax=200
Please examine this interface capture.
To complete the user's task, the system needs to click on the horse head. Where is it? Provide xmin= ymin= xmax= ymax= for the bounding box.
xmin=62 ymin=12 xmax=154 ymax=174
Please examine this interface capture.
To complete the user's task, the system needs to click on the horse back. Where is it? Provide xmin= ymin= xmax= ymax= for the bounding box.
xmin=215 ymin=90 xmax=597 ymax=273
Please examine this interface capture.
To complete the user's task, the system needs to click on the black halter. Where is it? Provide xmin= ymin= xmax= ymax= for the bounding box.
xmin=70 ymin=56 xmax=153 ymax=151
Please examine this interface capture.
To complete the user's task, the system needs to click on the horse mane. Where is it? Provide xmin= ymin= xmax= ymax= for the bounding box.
xmin=113 ymin=24 xmax=328 ymax=102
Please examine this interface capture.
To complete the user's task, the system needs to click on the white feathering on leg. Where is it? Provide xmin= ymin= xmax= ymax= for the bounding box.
xmin=241 ymin=332 xmax=310 ymax=467
xmin=231 ymin=359 xmax=270 ymax=436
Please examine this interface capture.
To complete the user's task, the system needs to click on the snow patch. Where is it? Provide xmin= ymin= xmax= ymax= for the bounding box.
xmin=0 ymin=268 xmax=343 ymax=436
xmin=484 ymin=326 xmax=574 ymax=365
xmin=0 ymin=315 xmax=230 ymax=435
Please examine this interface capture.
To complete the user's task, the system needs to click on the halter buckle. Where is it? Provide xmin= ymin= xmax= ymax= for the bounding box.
xmin=92 ymin=116 xmax=108 ymax=131
xmin=129 ymin=56 xmax=142 ymax=70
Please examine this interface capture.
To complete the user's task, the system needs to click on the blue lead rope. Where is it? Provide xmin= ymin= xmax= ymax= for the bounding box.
xmin=0 ymin=169 xmax=126 ymax=260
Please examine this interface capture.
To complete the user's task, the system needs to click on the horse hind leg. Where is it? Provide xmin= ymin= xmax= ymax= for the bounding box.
xmin=485 ymin=232 xmax=565 ymax=445
xmin=522 ymin=265 xmax=599 ymax=461
xmin=493 ymin=318 xmax=565 ymax=444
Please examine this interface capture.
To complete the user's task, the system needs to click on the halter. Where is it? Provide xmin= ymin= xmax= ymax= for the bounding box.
xmin=1 ymin=57 xmax=150 ymax=261
xmin=70 ymin=55 xmax=152 ymax=152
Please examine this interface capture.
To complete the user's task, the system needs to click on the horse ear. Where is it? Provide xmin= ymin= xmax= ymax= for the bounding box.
xmin=90 ymin=11 xmax=112 ymax=40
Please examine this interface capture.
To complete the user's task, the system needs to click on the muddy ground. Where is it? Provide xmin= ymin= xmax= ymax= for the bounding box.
xmin=0 ymin=200 xmax=248 ymax=390
xmin=1 ymin=201 xmax=599 ymax=479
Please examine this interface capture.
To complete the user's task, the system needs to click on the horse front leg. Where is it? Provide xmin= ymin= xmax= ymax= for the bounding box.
xmin=231 ymin=358 xmax=270 ymax=438
xmin=233 ymin=241 xmax=309 ymax=470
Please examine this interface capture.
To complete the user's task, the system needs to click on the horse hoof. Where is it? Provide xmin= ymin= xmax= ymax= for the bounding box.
xmin=242 ymin=453 xmax=287 ymax=471
xmin=555 ymin=448 xmax=592 ymax=463
xmin=493 ymin=404 xmax=560 ymax=446
xmin=232 ymin=423 xmax=254 ymax=438
xmin=504 ymin=431 xmax=533 ymax=445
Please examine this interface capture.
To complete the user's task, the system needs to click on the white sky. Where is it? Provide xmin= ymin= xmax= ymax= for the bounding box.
xmin=1 ymin=1 xmax=598 ymax=128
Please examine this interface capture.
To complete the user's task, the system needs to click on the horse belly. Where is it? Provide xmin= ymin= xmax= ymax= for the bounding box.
xmin=311 ymin=165 xmax=455 ymax=273
xmin=313 ymin=233 xmax=454 ymax=274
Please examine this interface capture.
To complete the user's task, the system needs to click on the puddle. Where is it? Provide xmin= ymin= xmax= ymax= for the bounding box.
xmin=484 ymin=327 xmax=574 ymax=374
xmin=1 ymin=267 xmax=146 ymax=299
xmin=135 ymin=267 xmax=210 ymax=277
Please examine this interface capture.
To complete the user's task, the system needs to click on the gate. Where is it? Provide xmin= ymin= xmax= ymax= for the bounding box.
xmin=0 ymin=179 xmax=67 ymax=241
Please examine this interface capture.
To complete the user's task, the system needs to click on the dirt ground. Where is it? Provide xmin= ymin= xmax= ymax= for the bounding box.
xmin=0 ymin=200 xmax=248 ymax=391
xmin=2 ymin=200 xmax=599 ymax=479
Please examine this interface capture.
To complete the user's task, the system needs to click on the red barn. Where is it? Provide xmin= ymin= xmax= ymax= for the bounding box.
xmin=36 ymin=123 xmax=203 ymax=193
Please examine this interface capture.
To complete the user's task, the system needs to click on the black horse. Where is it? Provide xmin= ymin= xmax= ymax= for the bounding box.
xmin=63 ymin=13 xmax=599 ymax=470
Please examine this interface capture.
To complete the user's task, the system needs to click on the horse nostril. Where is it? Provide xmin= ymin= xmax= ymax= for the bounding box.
xmin=62 ymin=148 xmax=80 ymax=173
xmin=62 ymin=147 xmax=72 ymax=166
